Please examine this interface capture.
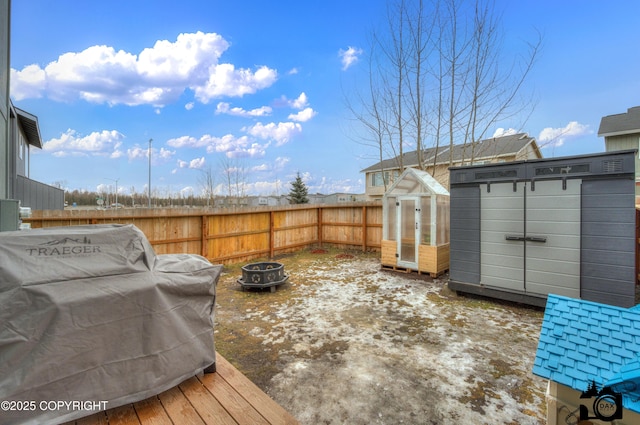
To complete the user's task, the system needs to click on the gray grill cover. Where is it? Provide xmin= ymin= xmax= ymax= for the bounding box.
xmin=0 ymin=224 xmax=221 ymax=425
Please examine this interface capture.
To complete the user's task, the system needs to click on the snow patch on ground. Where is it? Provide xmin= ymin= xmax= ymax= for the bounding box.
xmin=221 ymin=254 xmax=547 ymax=424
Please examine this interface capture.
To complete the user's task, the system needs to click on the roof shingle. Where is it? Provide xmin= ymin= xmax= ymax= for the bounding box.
xmin=360 ymin=133 xmax=537 ymax=172
xmin=597 ymin=106 xmax=640 ymax=137
xmin=533 ymin=294 xmax=640 ymax=413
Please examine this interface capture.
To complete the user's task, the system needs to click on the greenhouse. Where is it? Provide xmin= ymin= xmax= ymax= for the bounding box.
xmin=381 ymin=167 xmax=450 ymax=276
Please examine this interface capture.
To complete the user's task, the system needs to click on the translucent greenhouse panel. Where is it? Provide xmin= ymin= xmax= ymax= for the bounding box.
xmin=400 ymin=198 xmax=416 ymax=262
xmin=387 ymin=196 xmax=397 ymax=241
xmin=421 ymin=196 xmax=432 ymax=245
xmin=437 ymin=196 xmax=450 ymax=244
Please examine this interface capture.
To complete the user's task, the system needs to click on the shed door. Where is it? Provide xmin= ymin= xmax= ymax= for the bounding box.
xmin=526 ymin=179 xmax=581 ymax=298
xmin=480 ymin=180 xmax=581 ymax=298
xmin=397 ymin=196 xmax=420 ymax=269
xmin=480 ymin=182 xmax=525 ymax=291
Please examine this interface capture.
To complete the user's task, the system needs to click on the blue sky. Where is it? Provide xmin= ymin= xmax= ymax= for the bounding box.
xmin=9 ymin=1 xmax=640 ymax=199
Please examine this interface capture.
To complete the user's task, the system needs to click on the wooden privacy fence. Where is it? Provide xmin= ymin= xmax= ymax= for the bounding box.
xmin=23 ymin=203 xmax=383 ymax=265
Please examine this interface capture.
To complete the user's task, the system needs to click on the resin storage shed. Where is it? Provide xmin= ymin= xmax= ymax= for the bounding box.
xmin=448 ymin=150 xmax=637 ymax=308
xmin=381 ymin=168 xmax=450 ymax=276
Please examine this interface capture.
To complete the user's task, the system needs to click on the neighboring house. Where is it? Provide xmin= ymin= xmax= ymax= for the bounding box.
xmin=598 ymin=106 xmax=640 ymax=196
xmin=533 ymin=294 xmax=640 ymax=425
xmin=360 ymin=133 xmax=541 ymax=200
xmin=8 ymin=101 xmax=64 ymax=210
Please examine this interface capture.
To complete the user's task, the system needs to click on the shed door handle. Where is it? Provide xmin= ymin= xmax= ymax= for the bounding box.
xmin=505 ymin=235 xmax=525 ymax=241
xmin=525 ymin=236 xmax=547 ymax=243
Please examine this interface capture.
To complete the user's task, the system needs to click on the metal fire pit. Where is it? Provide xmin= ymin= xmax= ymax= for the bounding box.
xmin=238 ymin=262 xmax=288 ymax=292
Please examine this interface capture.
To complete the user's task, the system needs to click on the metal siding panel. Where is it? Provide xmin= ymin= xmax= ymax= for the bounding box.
xmin=581 ymin=179 xmax=635 ymax=307
xmin=450 ymin=187 xmax=480 ymax=284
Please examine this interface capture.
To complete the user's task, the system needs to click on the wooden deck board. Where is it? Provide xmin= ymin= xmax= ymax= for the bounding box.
xmin=133 ymin=396 xmax=173 ymax=425
xmin=213 ymin=354 xmax=298 ymax=425
xmin=157 ymin=386 xmax=205 ymax=425
xmin=178 ymin=376 xmax=237 ymax=425
xmin=64 ymin=352 xmax=299 ymax=425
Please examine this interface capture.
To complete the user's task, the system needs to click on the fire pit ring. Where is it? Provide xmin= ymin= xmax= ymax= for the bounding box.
xmin=238 ymin=262 xmax=288 ymax=292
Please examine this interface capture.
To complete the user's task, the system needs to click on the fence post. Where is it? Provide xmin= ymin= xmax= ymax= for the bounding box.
xmin=201 ymin=214 xmax=208 ymax=259
xmin=317 ymin=207 xmax=323 ymax=248
xmin=269 ymin=210 xmax=275 ymax=258
xmin=362 ymin=205 xmax=367 ymax=252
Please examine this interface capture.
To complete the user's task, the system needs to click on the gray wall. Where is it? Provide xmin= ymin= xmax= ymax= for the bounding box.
xmin=16 ymin=175 xmax=65 ymax=210
xmin=0 ymin=0 xmax=9 ymax=200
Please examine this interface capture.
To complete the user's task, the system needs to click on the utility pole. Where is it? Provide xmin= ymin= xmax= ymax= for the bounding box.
xmin=105 ymin=177 xmax=119 ymax=208
xmin=148 ymin=138 xmax=152 ymax=208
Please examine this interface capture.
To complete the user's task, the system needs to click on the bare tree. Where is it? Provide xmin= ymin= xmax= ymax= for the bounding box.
xmin=198 ymin=165 xmax=216 ymax=207
xmin=219 ymin=156 xmax=247 ymax=199
xmin=352 ymin=0 xmax=541 ymax=176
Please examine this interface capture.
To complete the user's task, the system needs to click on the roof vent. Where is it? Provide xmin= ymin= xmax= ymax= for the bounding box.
xmin=602 ymin=159 xmax=623 ymax=173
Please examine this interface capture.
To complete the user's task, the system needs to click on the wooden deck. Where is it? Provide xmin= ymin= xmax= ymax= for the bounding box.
xmin=64 ymin=353 xmax=299 ymax=425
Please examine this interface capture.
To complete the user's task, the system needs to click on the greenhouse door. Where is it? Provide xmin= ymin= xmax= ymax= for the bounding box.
xmin=397 ymin=196 xmax=420 ymax=269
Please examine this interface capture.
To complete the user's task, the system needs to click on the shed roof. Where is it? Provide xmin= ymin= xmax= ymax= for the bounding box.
xmin=360 ymin=133 xmax=539 ymax=173
xmin=533 ymin=294 xmax=640 ymax=413
xmin=598 ymin=106 xmax=640 ymax=137
xmin=13 ymin=105 xmax=43 ymax=149
xmin=383 ymin=167 xmax=449 ymax=196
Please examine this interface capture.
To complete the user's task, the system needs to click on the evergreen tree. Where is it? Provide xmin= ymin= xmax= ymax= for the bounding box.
xmin=288 ymin=172 xmax=309 ymax=204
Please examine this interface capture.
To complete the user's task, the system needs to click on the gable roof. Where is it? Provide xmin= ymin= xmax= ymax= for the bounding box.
xmin=598 ymin=106 xmax=640 ymax=138
xmin=533 ymin=294 xmax=640 ymax=413
xmin=360 ymin=133 xmax=539 ymax=173
xmin=384 ymin=167 xmax=449 ymax=197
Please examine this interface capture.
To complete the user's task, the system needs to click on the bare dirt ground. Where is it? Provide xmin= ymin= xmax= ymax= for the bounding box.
xmin=214 ymin=249 xmax=547 ymax=425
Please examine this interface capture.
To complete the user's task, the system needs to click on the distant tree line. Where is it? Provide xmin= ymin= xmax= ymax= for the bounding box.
xmin=64 ymin=189 xmax=204 ymax=208
xmin=63 ymin=173 xmax=311 ymax=207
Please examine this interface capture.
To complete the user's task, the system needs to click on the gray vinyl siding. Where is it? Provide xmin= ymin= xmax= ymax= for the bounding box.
xmin=604 ymin=134 xmax=640 ymax=186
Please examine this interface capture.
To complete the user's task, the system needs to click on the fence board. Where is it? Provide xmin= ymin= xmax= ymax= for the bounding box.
xmin=24 ymin=204 xmax=382 ymax=264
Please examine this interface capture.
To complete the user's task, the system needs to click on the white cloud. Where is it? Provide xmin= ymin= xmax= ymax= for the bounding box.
xmin=288 ymin=107 xmax=317 ymax=122
xmin=190 ymin=157 xmax=206 ymax=169
xmin=252 ymin=156 xmax=290 ymax=173
xmin=185 ymin=102 xmax=195 ymax=110
xmin=538 ymin=121 xmax=591 ymax=148
xmin=42 ymin=129 xmax=124 ymax=157
xmin=10 ymin=31 xmax=277 ymax=107
xmin=194 ymin=64 xmax=277 ymax=103
xmin=244 ymin=122 xmax=302 ymax=146
xmin=215 ymin=102 xmax=272 ymax=117
xmin=127 ymin=145 xmax=175 ymax=162
xmin=492 ymin=128 xmax=518 ymax=138
xmin=290 ymin=92 xmax=309 ymax=109
xmin=179 ymin=186 xmax=195 ymax=197
xmin=287 ymin=68 xmax=299 ymax=75
xmin=10 ymin=65 xmax=46 ymax=100
xmin=339 ymin=46 xmax=363 ymax=71
xmin=127 ymin=146 xmax=149 ymax=160
xmin=168 ymin=133 xmax=267 ymax=158
xmin=178 ymin=157 xmax=206 ymax=169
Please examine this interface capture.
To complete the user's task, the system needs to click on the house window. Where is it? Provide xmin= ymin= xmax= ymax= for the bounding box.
xmin=19 ymin=135 xmax=24 ymax=160
xmin=371 ymin=170 xmax=399 ymax=187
